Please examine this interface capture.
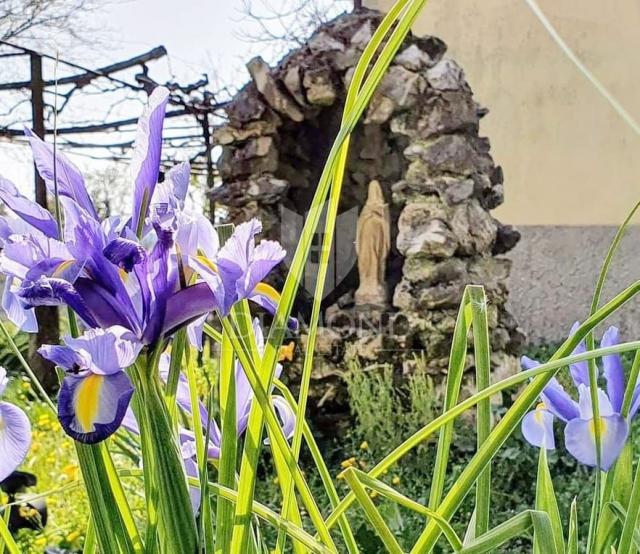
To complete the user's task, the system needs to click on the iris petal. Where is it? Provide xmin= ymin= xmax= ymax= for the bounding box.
xmin=601 ymin=326 xmax=625 ymax=413
xmin=0 ymin=401 xmax=32 ymax=481
xmin=568 ymin=321 xmax=590 ymax=387
xmin=103 ymin=238 xmax=146 ymax=272
xmin=130 ymin=87 xmax=170 ymax=233
xmin=249 ymin=283 xmax=298 ymax=331
xmin=564 ymin=414 xmax=628 ymax=471
xmin=58 ymin=372 xmax=134 ymax=444
xmin=64 ymin=326 xmax=141 ymax=376
xmin=521 ymin=408 xmax=555 ymax=450
xmin=24 ymin=129 xmax=98 ymax=220
xmin=540 ymin=378 xmax=579 ymax=422
xmin=2 ymin=276 xmax=37 ymax=332
xmin=0 ymin=177 xmax=58 ymax=238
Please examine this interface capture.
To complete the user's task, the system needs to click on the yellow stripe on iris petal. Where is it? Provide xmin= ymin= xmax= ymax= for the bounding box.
xmin=589 ymin=417 xmax=607 ymax=438
xmin=195 ymin=254 xmax=218 ymax=273
xmin=52 ymin=259 xmax=75 ymax=278
xmin=74 ymin=374 xmax=104 ymax=432
xmin=534 ymin=402 xmax=546 ymax=423
xmin=254 ymin=282 xmax=281 ymax=303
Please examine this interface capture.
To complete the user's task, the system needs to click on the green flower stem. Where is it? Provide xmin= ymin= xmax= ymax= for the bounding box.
xmin=135 ymin=355 xmax=197 ymax=554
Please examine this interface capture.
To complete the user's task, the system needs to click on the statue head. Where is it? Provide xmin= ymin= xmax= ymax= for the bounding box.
xmin=366 ymin=180 xmax=386 ymax=206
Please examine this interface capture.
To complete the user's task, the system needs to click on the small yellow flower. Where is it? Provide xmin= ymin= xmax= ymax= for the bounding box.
xmin=392 ymin=476 xmax=401 ymax=486
xmin=278 ymin=341 xmax=295 ymax=362
xmin=272 ymin=476 xmax=279 ymax=485
xmin=62 ymin=464 xmax=79 ymax=480
xmin=340 ymin=457 xmax=356 ymax=469
xmin=34 ymin=537 xmax=47 ymax=547
xmin=369 ymin=490 xmax=378 ymax=499
xmin=359 ymin=441 xmax=369 ymax=451
xmin=66 ymin=531 xmax=81 ymax=542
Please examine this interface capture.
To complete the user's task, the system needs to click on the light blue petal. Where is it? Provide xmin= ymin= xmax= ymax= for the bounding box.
xmin=565 ymin=414 xmax=628 ymax=471
xmin=521 ymin=408 xmax=555 ymax=450
xmin=601 ymin=326 xmax=625 ymax=413
xmin=0 ymin=400 xmax=32 ymax=481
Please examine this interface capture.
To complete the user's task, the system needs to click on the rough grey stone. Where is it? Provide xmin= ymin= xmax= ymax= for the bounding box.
xmin=246 ymin=56 xmax=304 ymax=122
xmin=303 ymin=67 xmax=336 ymax=106
xmin=377 ymin=65 xmax=427 ymax=109
xmin=426 ymin=59 xmax=467 ymax=91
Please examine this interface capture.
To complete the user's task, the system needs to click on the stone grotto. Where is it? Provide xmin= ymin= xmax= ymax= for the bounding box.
xmin=212 ymin=8 xmax=525 ymax=424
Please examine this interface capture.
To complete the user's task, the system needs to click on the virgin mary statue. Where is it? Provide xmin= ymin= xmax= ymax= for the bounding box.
xmin=355 ymin=180 xmax=390 ymax=306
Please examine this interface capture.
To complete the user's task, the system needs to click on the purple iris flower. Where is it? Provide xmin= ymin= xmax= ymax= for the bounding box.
xmin=0 ymin=367 xmax=31 ymax=482
xmin=190 ymin=219 xmax=298 ymax=331
xmin=521 ymin=323 xmax=637 ymax=471
xmin=0 ymin=86 xmax=222 ymax=346
xmin=39 ymin=326 xmax=141 ymax=444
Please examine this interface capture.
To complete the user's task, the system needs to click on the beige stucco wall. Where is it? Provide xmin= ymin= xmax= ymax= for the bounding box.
xmin=367 ymin=0 xmax=640 ymax=225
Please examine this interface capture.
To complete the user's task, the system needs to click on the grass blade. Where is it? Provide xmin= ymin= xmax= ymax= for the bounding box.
xmin=459 ymin=510 xmax=557 ymax=554
xmin=216 ymin=321 xmax=238 ymax=553
xmin=428 ymin=289 xmax=472 ymax=511
xmin=469 ymin=286 xmax=492 ymax=537
xmin=0 ymin=515 xmax=18 ymax=554
xmin=342 ymin=468 xmax=404 ymax=554
xmin=347 ymin=468 xmax=462 ymax=550
xmin=534 ymin=448 xmax=564 ymax=554
xmin=618 ymin=459 xmax=640 ymax=553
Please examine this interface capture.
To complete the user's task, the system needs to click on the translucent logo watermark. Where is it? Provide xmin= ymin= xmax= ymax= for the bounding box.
xmin=280 ymin=202 xmax=358 ymax=298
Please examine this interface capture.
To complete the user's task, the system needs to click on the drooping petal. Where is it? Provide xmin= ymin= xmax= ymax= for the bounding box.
xmin=103 ymin=238 xmax=146 ymax=272
xmin=564 ymin=414 xmax=628 ymax=471
xmin=186 ymin=314 xmax=207 ymax=351
xmin=63 ymin=326 xmax=142 ymax=375
xmin=568 ymin=321 xmax=590 ymax=387
xmin=2 ymin=276 xmax=37 ymax=332
xmin=74 ymin=278 xmax=137 ymax=331
xmin=249 ymin=282 xmax=299 ymax=331
xmin=0 ymin=401 xmax=32 ymax=481
xmin=0 ymin=177 xmax=58 ymax=237
xmin=58 ymin=371 xmax=134 ymax=444
xmin=271 ymin=396 xmax=296 ymax=440
xmin=130 ymin=87 xmax=170 ymax=233
xmin=162 ymin=282 xmax=219 ymax=338
xmin=24 ymin=129 xmax=97 ymax=220
xmin=18 ymin=276 xmax=99 ymax=328
xmin=601 ymin=326 xmax=625 ymax=413
xmin=521 ymin=406 xmax=555 ymax=450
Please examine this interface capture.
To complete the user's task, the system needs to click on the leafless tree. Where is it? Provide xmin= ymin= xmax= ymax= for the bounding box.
xmin=236 ymin=0 xmax=352 ymax=60
xmin=0 ymin=0 xmax=111 ymax=49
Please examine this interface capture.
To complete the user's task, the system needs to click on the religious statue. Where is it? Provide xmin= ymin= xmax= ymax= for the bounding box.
xmin=355 ymin=180 xmax=390 ymax=306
